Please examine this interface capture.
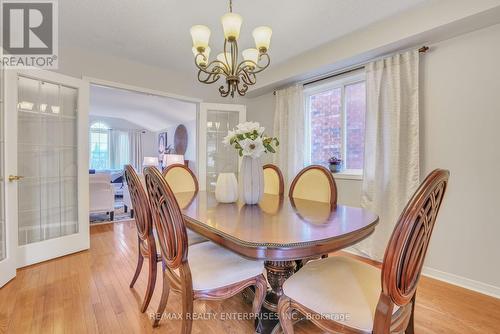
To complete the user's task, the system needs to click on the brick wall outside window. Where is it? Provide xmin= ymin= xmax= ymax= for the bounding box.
xmin=308 ymin=81 xmax=366 ymax=170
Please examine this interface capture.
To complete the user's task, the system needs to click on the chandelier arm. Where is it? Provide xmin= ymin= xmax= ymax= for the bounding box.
xmin=219 ymin=82 xmax=230 ymax=97
xmin=195 ymin=55 xmax=230 ymax=77
xmin=197 ymin=70 xmax=221 ymax=85
xmin=237 ymin=82 xmax=249 ymax=96
xmin=235 ymin=52 xmax=270 ymax=75
xmin=239 ymin=69 xmax=256 ymax=86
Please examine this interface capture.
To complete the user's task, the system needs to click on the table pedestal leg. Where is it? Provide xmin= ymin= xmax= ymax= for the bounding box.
xmin=255 ymin=260 xmax=296 ymax=333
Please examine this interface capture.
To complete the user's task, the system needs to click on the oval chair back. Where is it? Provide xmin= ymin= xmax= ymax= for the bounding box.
xmin=289 ymin=165 xmax=337 ymax=206
xmin=144 ymin=166 xmax=189 ymax=273
xmin=163 ymin=163 xmax=199 ymax=194
xmin=374 ymin=169 xmax=450 ymax=332
xmin=124 ymin=164 xmax=159 ymax=313
xmin=124 ymin=165 xmax=154 ymax=252
xmin=263 ymin=164 xmax=284 ymax=196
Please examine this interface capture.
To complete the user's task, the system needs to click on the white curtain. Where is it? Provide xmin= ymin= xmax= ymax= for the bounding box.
xmin=355 ymin=50 xmax=420 ymax=261
xmin=273 ymin=85 xmax=305 ymax=190
xmin=130 ymin=131 xmax=143 ymax=172
xmin=109 ymin=130 xmax=130 ymax=170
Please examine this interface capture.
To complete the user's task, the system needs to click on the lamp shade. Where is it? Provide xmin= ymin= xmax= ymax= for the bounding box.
xmin=252 ymin=26 xmax=272 ymax=52
xmin=163 ymin=154 xmax=184 ymax=167
xmin=192 ymin=46 xmax=211 ymax=67
xmin=221 ymin=12 xmax=242 ymax=40
xmin=217 ymin=52 xmax=232 ymax=70
xmin=143 ymin=157 xmax=158 ymax=167
xmin=242 ymin=48 xmax=259 ymax=69
xmin=190 ymin=25 xmax=211 ymax=51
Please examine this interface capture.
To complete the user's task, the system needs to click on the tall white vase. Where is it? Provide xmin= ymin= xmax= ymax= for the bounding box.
xmin=240 ymin=156 xmax=264 ymax=205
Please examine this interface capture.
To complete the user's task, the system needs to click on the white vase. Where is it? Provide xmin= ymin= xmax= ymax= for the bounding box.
xmin=240 ymin=156 xmax=264 ymax=205
xmin=215 ymin=173 xmax=238 ymax=203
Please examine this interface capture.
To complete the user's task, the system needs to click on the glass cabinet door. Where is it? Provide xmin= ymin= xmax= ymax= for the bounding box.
xmin=206 ymin=110 xmax=239 ymax=192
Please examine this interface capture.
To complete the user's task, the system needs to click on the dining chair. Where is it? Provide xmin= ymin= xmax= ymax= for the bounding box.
xmin=263 ymin=164 xmax=285 ymax=196
xmin=162 ymin=163 xmax=206 ymax=245
xmin=163 ymin=163 xmax=199 ymax=193
xmin=289 ymin=165 xmax=337 ymax=206
xmin=124 ymin=164 xmax=159 ymax=313
xmin=277 ymin=169 xmax=450 ymax=334
xmin=144 ymin=167 xmax=268 ymax=331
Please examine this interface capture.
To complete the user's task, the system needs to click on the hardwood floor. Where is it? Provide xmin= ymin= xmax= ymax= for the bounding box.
xmin=1 ymin=220 xmax=499 ymax=334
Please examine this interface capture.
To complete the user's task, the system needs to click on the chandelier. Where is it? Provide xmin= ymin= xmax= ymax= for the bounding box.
xmin=190 ymin=0 xmax=272 ymax=97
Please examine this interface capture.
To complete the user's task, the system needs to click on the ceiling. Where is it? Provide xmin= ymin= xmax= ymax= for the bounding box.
xmin=89 ymin=85 xmax=197 ymax=132
xmin=60 ymin=0 xmax=432 ymax=76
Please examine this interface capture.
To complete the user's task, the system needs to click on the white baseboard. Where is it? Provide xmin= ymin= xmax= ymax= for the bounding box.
xmin=343 ymin=248 xmax=500 ymax=299
xmin=422 ymin=266 xmax=500 ymax=299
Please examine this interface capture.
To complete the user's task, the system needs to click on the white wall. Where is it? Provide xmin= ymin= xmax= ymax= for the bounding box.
xmin=89 ymin=115 xmax=157 ymax=163
xmin=56 ymin=46 xmax=245 ymax=104
xmin=246 ymin=23 xmax=500 ymax=297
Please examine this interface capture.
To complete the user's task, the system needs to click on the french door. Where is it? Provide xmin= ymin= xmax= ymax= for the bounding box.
xmin=198 ymin=103 xmax=246 ymax=192
xmin=0 ymin=68 xmax=89 ymax=287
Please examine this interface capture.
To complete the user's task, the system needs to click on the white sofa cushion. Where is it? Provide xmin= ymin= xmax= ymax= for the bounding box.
xmin=283 ymin=256 xmax=398 ymax=332
xmin=187 ymin=242 xmax=263 ymax=291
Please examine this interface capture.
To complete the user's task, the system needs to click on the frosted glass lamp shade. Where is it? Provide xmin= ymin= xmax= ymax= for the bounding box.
xmin=221 ymin=12 xmax=242 ymax=40
xmin=163 ymin=154 xmax=184 ymax=167
xmin=242 ymin=48 xmax=259 ymax=69
xmin=190 ymin=25 xmax=211 ymax=51
xmin=217 ymin=52 xmax=232 ymax=70
xmin=192 ymin=46 xmax=211 ymax=67
xmin=252 ymin=26 xmax=272 ymax=52
xmin=143 ymin=157 xmax=158 ymax=167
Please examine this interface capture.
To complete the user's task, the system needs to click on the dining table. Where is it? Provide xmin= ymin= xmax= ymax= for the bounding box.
xmin=175 ymin=191 xmax=379 ymax=333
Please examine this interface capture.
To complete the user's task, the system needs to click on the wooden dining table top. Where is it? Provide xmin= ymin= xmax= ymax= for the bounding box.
xmin=176 ymin=191 xmax=379 ymax=261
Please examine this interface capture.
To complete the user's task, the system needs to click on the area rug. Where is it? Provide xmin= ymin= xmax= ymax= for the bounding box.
xmin=90 ymin=200 xmax=134 ymax=225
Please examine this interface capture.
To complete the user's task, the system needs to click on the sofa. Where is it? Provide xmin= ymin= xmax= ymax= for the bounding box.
xmin=89 ymin=173 xmax=115 ymax=220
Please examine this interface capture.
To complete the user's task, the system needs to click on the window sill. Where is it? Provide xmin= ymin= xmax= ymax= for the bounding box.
xmin=331 ymin=169 xmax=363 ymax=180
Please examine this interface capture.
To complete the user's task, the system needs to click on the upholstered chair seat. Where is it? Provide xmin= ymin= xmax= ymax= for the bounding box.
xmin=188 ymin=242 xmax=264 ymax=291
xmin=283 ymin=256 xmax=398 ymax=332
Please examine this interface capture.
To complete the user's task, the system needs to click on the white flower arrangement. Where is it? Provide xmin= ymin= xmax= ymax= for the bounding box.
xmin=223 ymin=121 xmax=279 ymax=158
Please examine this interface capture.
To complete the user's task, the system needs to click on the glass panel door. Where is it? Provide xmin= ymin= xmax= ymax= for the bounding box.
xmin=206 ymin=110 xmax=239 ymax=192
xmin=17 ymin=76 xmax=79 ymax=245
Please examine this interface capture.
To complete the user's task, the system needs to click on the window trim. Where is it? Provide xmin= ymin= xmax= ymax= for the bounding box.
xmin=304 ymin=72 xmax=366 ymax=173
xmin=89 ymin=121 xmax=111 ymax=170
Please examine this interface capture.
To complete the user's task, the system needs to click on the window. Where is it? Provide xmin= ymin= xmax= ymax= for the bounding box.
xmin=305 ymin=73 xmax=366 ymax=172
xmin=89 ymin=122 xmax=110 ymax=170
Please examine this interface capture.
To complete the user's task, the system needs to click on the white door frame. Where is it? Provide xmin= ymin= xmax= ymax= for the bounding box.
xmin=4 ymin=68 xmax=90 ymax=268
xmin=198 ymin=103 xmax=246 ymax=191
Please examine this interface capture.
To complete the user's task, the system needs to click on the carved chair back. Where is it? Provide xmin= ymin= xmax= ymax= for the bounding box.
xmin=263 ymin=164 xmax=285 ymax=196
xmin=375 ymin=169 xmax=449 ymax=330
xmin=124 ymin=165 xmax=156 ymax=255
xmin=289 ymin=165 xmax=337 ymax=206
xmin=162 ymin=163 xmax=199 ymax=194
xmin=144 ymin=166 xmax=189 ymax=272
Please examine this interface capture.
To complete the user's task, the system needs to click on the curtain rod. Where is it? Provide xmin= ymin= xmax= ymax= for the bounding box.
xmin=273 ymin=46 xmax=429 ymax=95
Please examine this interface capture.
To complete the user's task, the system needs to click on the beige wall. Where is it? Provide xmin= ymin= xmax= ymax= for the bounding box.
xmin=246 ymin=23 xmax=500 ymax=297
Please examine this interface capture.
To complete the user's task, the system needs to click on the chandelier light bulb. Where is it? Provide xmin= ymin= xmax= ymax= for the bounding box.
xmin=190 ymin=25 xmax=211 ymax=51
xmin=242 ymin=48 xmax=259 ymax=69
xmin=252 ymin=26 xmax=272 ymax=53
xmin=221 ymin=12 xmax=242 ymax=41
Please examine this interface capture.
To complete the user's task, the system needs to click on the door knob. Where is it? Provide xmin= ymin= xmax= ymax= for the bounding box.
xmin=8 ymin=175 xmax=24 ymax=182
